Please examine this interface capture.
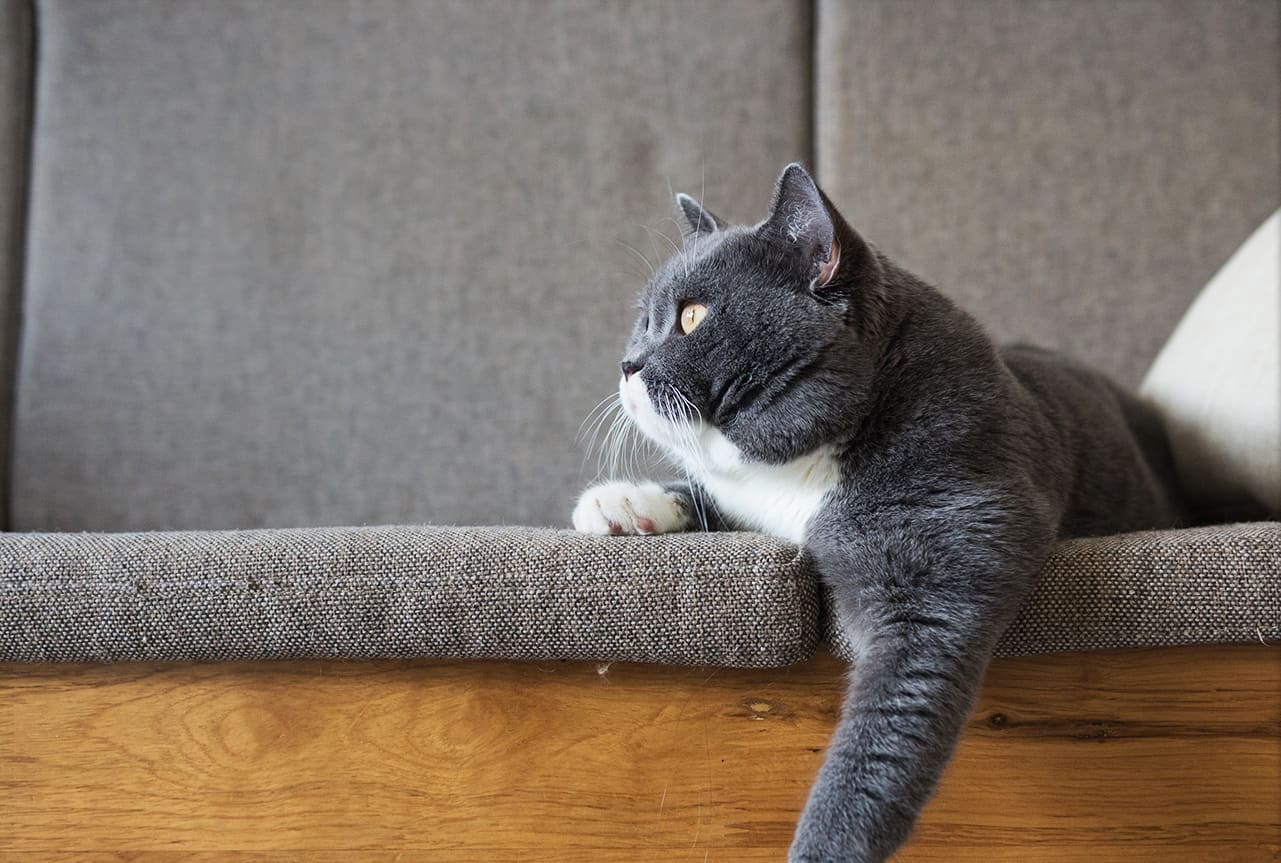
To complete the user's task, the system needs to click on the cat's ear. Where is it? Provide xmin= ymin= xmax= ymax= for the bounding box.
xmin=761 ymin=163 xmax=840 ymax=287
xmin=761 ymin=162 xmax=873 ymax=295
xmin=676 ymin=193 xmax=723 ymax=237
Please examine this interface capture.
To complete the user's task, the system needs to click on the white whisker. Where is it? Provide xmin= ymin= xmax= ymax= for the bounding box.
xmin=659 ymin=215 xmax=689 ymax=250
xmin=698 ymin=160 xmax=707 ymax=237
xmin=595 ymin=408 xmax=626 ymax=481
xmin=665 ymin=176 xmax=686 ymax=250
xmin=641 ymin=224 xmax=665 ymax=276
xmin=577 ymin=392 xmax=619 ymax=441
xmin=616 ymin=239 xmax=655 ymax=278
xmin=646 ymin=223 xmax=683 ymax=260
xmin=666 ymin=385 xmax=724 ymax=532
xmin=652 ymin=221 xmax=689 ymax=280
xmin=607 ymin=411 xmax=633 ymax=481
xmin=579 ymin=394 xmax=623 ymax=476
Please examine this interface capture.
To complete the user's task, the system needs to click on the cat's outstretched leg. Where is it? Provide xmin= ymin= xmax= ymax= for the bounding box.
xmin=572 ymin=481 xmax=700 ymax=535
xmin=791 ymin=519 xmax=1042 ymax=863
xmin=789 ymin=620 xmax=997 ymax=862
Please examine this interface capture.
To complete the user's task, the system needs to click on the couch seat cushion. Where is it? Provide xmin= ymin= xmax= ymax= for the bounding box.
xmin=825 ymin=522 xmax=1281 ymax=660
xmin=1 ymin=526 xmax=818 ymax=667
xmin=8 ymin=523 xmax=1276 ymax=667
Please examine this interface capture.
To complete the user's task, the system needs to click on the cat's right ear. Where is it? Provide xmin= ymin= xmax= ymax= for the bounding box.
xmin=762 ymin=162 xmax=877 ymax=299
xmin=761 ymin=163 xmax=836 ymax=280
xmin=676 ymin=193 xmax=723 ymax=237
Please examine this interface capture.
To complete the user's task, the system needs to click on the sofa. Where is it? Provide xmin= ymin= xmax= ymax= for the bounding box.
xmin=1 ymin=0 xmax=1278 ymax=668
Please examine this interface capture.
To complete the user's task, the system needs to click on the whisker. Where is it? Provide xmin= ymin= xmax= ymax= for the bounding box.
xmin=626 ymin=421 xmax=649 ymax=480
xmin=641 ymin=224 xmax=667 ymax=276
xmin=581 ymin=393 xmax=620 ymax=445
xmin=665 ymin=176 xmax=685 ymax=250
xmin=608 ymin=265 xmax=652 ymax=284
xmin=580 ymin=396 xmax=623 ymax=475
xmin=645 ymin=223 xmax=683 ymax=260
xmin=616 ymin=238 xmax=655 ymax=279
xmin=699 ymin=160 xmax=706 ymax=235
xmin=693 ymin=161 xmax=709 ymax=274
xmin=594 ymin=409 xmax=623 ymax=481
xmin=666 ymin=385 xmax=725 ymax=532
xmin=645 ymin=221 xmax=686 ymax=279
xmin=577 ymin=392 xmax=620 ymax=441
xmin=647 ymin=223 xmax=688 ymax=281
xmin=605 ymin=411 xmax=631 ymax=481
xmin=659 ymin=215 xmax=689 ymax=249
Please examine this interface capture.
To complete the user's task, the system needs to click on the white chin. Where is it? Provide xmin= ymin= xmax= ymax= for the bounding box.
xmin=621 ymin=373 xmax=681 ymax=451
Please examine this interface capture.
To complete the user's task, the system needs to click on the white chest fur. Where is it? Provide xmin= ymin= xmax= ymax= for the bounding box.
xmin=692 ymin=429 xmax=841 ymax=545
xmin=622 ymin=374 xmax=842 ymax=546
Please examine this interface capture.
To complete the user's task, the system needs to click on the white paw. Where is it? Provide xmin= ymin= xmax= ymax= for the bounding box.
xmin=572 ymin=481 xmax=689 ymax=535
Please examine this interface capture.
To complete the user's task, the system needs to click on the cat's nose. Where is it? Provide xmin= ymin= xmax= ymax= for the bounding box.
xmin=621 ymin=359 xmax=644 ymax=380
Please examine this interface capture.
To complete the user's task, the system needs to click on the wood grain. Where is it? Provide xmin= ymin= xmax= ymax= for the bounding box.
xmin=2 ymin=645 xmax=1278 ymax=862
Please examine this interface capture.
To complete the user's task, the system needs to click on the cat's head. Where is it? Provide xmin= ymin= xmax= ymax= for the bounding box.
xmin=618 ymin=162 xmax=887 ymax=471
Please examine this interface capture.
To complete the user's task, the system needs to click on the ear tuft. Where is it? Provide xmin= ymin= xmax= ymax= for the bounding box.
xmin=676 ymin=193 xmax=722 ymax=237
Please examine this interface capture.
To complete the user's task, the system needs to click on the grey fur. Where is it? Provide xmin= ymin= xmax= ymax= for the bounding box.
xmin=596 ymin=163 xmax=1185 ymax=862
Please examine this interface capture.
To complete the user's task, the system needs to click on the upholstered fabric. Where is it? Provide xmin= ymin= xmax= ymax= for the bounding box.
xmin=825 ymin=523 xmax=1281 ymax=660
xmin=1 ymin=526 xmax=819 ymax=666
xmin=816 ymin=0 xmax=1281 ymax=388
xmin=0 ymin=0 xmax=32 ymax=528
xmin=5 ymin=3 xmax=1278 ymax=671
xmin=13 ymin=0 xmax=813 ymax=531
xmin=6 ymin=523 xmax=1278 ymax=665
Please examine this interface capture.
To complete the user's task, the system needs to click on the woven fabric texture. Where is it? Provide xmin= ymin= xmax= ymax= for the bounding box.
xmin=816 ymin=0 xmax=1280 ymax=388
xmin=6 ymin=523 xmax=1277 ymax=666
xmin=0 ymin=0 xmax=31 ymax=528
xmin=1 ymin=526 xmax=818 ymax=667
xmin=14 ymin=0 xmax=812 ymax=532
xmin=824 ymin=522 xmax=1281 ymax=660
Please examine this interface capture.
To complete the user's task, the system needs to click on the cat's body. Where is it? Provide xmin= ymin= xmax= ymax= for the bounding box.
xmin=572 ymin=164 xmax=1184 ymax=862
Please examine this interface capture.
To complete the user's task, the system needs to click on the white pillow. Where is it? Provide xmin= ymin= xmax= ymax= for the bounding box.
xmin=1140 ymin=209 xmax=1280 ymax=515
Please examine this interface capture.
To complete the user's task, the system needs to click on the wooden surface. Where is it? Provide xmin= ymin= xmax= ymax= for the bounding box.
xmin=2 ymin=645 xmax=1278 ymax=862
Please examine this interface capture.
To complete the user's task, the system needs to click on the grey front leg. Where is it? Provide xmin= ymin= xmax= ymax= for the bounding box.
xmin=791 ymin=509 xmax=1044 ymax=862
xmin=789 ymin=614 xmax=997 ymax=862
xmin=661 ymin=480 xmax=733 ymax=532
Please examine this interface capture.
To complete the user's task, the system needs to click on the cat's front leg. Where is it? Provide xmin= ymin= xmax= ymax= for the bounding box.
xmin=791 ymin=518 xmax=1043 ymax=863
xmin=571 ymin=480 xmax=701 ymax=535
xmin=789 ymin=622 xmax=997 ymax=863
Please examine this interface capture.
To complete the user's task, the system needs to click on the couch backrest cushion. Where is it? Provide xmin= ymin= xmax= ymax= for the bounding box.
xmin=816 ymin=0 xmax=1280 ymax=387
xmin=12 ymin=0 xmax=813 ymax=530
xmin=0 ymin=0 xmax=32 ymax=529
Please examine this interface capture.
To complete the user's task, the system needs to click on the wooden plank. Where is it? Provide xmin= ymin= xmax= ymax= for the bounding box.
xmin=2 ymin=645 xmax=1278 ymax=861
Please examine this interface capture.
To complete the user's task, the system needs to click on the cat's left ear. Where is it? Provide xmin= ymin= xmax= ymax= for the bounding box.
xmin=676 ymin=193 xmax=723 ymax=237
xmin=761 ymin=162 xmax=868 ymax=295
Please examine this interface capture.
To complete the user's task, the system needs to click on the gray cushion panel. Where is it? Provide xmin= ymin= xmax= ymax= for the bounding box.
xmin=0 ymin=0 xmax=32 ymax=528
xmin=13 ymin=0 xmax=812 ymax=530
xmin=1 ymin=526 xmax=820 ymax=667
xmin=824 ymin=523 xmax=1281 ymax=660
xmin=816 ymin=0 xmax=1281 ymax=387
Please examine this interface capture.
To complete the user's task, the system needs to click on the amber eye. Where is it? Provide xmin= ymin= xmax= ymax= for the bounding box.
xmin=679 ymin=302 xmax=708 ymax=335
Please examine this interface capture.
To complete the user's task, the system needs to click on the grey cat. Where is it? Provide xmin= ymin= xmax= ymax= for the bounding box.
xmin=572 ymin=163 xmax=1185 ymax=862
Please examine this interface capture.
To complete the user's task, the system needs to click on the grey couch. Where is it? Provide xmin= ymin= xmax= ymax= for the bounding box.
xmin=2 ymin=0 xmax=1278 ymax=666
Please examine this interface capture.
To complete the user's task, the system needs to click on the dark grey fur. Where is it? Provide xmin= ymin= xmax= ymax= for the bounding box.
xmin=598 ymin=163 xmax=1185 ymax=862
